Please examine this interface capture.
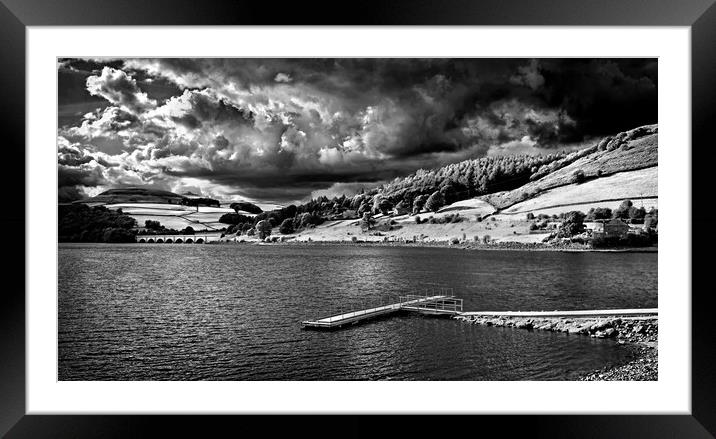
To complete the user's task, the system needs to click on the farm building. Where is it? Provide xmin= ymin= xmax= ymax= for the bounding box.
xmin=605 ymin=218 xmax=630 ymax=237
xmin=584 ymin=222 xmax=602 ymax=232
xmin=590 ymin=218 xmax=630 ymax=239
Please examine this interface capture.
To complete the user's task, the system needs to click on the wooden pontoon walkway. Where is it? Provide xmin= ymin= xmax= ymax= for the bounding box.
xmin=458 ymin=308 xmax=658 ymax=318
xmin=301 ymin=295 xmax=463 ymax=329
xmin=300 ymin=293 xmax=657 ymax=330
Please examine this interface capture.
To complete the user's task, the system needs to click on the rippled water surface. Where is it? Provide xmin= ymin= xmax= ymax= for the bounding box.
xmin=58 ymin=244 xmax=657 ymax=380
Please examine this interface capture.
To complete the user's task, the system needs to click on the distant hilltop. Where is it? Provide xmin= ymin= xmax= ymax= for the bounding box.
xmin=74 ymin=187 xmax=226 ymax=208
xmin=74 ymin=186 xmax=264 ymax=213
xmin=75 ymin=187 xmax=187 ymax=205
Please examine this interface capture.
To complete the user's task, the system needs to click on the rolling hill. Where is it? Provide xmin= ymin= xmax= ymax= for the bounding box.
xmin=72 ymin=188 xmax=243 ymax=231
xmin=496 ymin=166 xmax=657 ymax=218
xmin=481 ymin=124 xmax=657 ymax=211
xmin=76 ymin=187 xmax=187 ymax=205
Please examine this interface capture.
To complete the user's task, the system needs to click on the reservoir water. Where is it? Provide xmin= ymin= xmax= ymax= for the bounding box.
xmin=58 ymin=243 xmax=657 ymax=380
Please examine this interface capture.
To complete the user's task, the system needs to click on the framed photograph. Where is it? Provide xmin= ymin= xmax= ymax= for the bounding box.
xmin=3 ymin=0 xmax=714 ymax=436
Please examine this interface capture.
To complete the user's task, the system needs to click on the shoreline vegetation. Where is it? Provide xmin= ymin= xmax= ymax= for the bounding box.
xmin=213 ymin=237 xmax=657 ymax=253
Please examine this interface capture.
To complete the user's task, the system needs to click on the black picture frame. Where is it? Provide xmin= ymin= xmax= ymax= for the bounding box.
xmin=2 ymin=0 xmax=714 ymax=437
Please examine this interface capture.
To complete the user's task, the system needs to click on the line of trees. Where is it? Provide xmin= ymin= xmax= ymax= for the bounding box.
xmin=229 ymin=201 xmax=263 ymax=215
xmin=374 ymin=153 xmax=570 ymax=213
xmin=584 ymin=200 xmax=657 ymax=225
xmin=181 ymin=197 xmax=221 ymax=207
xmin=539 ymin=200 xmax=658 ymax=248
xmin=137 ymin=219 xmax=205 ymax=235
xmin=219 ymin=202 xmax=326 ymax=238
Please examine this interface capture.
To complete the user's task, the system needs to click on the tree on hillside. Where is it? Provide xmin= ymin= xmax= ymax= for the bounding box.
xmin=145 ymin=220 xmax=162 ymax=230
xmin=283 ymin=204 xmax=298 ymax=219
xmin=585 ymin=207 xmax=612 ymax=221
xmin=394 ymin=199 xmax=410 ymax=214
xmin=425 ymin=190 xmax=445 ymax=213
xmin=293 ymin=212 xmax=323 ymax=229
xmin=358 ymin=201 xmax=371 ymax=216
xmin=557 ymin=211 xmax=586 ymax=238
xmin=412 ymin=194 xmax=428 ymax=214
xmin=279 ymin=218 xmax=295 ymax=234
xmin=439 ymin=183 xmax=458 ymax=205
xmin=360 ymin=212 xmax=375 ymax=231
xmin=182 ymin=226 xmax=195 ymax=235
xmin=218 ymin=212 xmax=253 ymax=225
xmin=572 ymin=169 xmax=586 ymax=184
xmin=377 ymin=197 xmax=394 ymax=215
xmin=628 ymin=206 xmax=647 ymax=223
xmin=349 ymin=194 xmax=365 ymax=210
xmin=230 ymin=201 xmax=263 ymax=215
xmin=613 ymin=200 xmax=633 ymax=220
xmin=256 ymin=220 xmax=272 ymax=239
xmin=182 ymin=197 xmax=220 ymax=208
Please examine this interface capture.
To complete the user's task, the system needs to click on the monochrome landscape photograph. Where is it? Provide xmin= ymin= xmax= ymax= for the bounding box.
xmin=58 ymin=58 xmax=658 ymax=381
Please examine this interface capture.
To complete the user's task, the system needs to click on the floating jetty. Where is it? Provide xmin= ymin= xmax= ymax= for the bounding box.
xmin=459 ymin=308 xmax=658 ymax=318
xmin=301 ymin=294 xmax=463 ymax=329
xmin=301 ymin=293 xmax=657 ymax=329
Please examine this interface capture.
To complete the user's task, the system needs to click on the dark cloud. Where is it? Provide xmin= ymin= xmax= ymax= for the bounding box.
xmin=57 ymin=58 xmax=657 ymax=203
xmin=535 ymin=59 xmax=657 ymax=137
xmin=213 ymin=135 xmax=230 ymax=150
xmin=58 ymin=164 xmax=106 ymax=187
xmin=58 ymin=185 xmax=88 ymax=203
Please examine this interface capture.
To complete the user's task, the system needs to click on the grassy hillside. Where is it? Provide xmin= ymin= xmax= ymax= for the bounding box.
xmin=112 ymin=205 xmax=236 ymax=231
xmin=482 ymin=125 xmax=657 ymax=210
xmin=500 ymin=167 xmax=657 ymax=216
xmin=72 ymin=189 xmax=251 ymax=232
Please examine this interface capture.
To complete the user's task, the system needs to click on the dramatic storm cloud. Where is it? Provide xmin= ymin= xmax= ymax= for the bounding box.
xmin=57 ymin=58 xmax=657 ymax=204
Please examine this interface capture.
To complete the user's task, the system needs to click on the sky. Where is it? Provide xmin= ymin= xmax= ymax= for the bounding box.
xmin=57 ymin=58 xmax=657 ymax=204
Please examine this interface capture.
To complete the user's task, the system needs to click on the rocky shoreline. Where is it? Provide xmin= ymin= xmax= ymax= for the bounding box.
xmin=453 ymin=314 xmax=658 ymax=380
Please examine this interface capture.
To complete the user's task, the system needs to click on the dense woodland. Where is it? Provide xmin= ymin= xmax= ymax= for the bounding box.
xmin=59 ymin=204 xmax=138 ymax=243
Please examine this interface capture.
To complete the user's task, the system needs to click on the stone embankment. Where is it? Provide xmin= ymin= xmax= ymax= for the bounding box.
xmin=454 ymin=314 xmax=657 ymax=380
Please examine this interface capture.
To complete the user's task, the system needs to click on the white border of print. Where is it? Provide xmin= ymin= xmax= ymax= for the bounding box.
xmin=27 ymin=26 xmax=689 ymax=414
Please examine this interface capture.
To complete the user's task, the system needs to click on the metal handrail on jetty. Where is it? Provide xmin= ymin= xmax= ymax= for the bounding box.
xmin=301 ymin=291 xmax=463 ymax=329
xmin=300 ymin=289 xmax=658 ymax=330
